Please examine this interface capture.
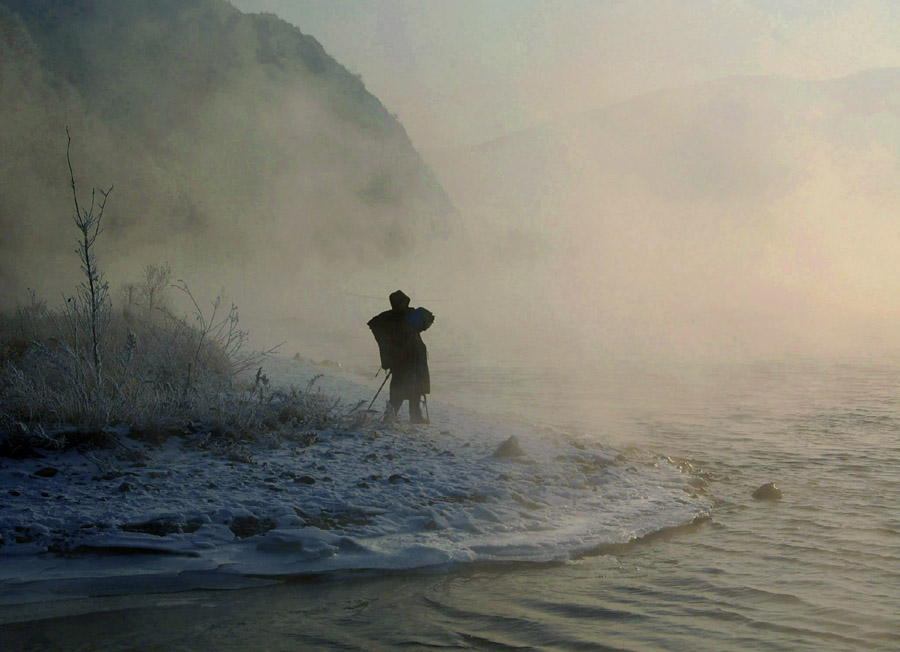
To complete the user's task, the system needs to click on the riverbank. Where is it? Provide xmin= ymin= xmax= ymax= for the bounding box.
xmin=3 ymin=357 xmax=898 ymax=651
xmin=0 ymin=356 xmax=705 ymax=607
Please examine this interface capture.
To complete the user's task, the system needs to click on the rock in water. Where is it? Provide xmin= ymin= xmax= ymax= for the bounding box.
xmin=492 ymin=436 xmax=525 ymax=458
xmin=752 ymin=482 xmax=783 ymax=500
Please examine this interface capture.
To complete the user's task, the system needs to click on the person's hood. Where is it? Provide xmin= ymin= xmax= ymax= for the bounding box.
xmin=389 ymin=290 xmax=410 ymax=312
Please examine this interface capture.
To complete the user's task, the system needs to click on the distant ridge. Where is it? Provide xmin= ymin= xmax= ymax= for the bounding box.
xmin=426 ymin=69 xmax=900 ymax=355
xmin=471 ymin=68 xmax=900 ymax=152
xmin=433 ymin=68 xmax=900 ymax=213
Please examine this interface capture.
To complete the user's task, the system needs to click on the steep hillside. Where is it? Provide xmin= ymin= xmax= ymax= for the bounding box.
xmin=0 ymin=0 xmax=454 ymax=309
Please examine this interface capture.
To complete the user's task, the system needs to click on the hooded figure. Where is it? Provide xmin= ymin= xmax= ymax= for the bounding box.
xmin=368 ymin=290 xmax=434 ymax=423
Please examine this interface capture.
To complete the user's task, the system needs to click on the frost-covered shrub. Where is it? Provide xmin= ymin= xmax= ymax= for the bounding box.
xmin=192 ymin=376 xmax=338 ymax=444
xmin=0 ymin=301 xmax=233 ymax=433
xmin=0 ymin=134 xmax=313 ymax=450
xmin=0 ymin=292 xmax=335 ymax=449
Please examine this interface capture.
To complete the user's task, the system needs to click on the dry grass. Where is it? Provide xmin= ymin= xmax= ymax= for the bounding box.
xmin=0 ymin=300 xmax=338 ymax=452
xmin=0 ymin=132 xmax=334 ymax=453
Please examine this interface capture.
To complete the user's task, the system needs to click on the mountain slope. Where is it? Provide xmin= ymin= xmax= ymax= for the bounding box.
xmin=0 ymin=0 xmax=454 ymax=309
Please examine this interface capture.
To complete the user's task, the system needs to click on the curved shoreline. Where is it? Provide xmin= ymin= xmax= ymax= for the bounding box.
xmin=0 ymin=356 xmax=706 ymax=606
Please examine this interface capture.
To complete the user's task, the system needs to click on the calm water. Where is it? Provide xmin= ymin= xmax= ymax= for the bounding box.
xmin=6 ymin=357 xmax=900 ymax=651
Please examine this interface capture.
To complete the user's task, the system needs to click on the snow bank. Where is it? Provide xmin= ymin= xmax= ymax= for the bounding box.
xmin=0 ymin=357 xmax=707 ymax=604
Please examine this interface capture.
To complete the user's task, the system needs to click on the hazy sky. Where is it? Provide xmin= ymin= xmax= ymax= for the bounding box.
xmin=231 ymin=0 xmax=900 ymax=148
xmin=7 ymin=0 xmax=898 ymax=361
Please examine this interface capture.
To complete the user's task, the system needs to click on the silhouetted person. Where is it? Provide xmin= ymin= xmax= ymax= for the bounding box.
xmin=368 ymin=290 xmax=434 ymax=423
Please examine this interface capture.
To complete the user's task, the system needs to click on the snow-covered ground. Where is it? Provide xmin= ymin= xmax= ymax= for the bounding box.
xmin=0 ymin=357 xmax=708 ymax=605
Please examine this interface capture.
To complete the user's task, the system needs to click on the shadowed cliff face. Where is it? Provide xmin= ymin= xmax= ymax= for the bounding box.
xmin=0 ymin=0 xmax=455 ymax=328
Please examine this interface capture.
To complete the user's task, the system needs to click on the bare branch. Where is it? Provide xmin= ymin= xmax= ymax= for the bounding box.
xmin=66 ymin=126 xmax=81 ymax=228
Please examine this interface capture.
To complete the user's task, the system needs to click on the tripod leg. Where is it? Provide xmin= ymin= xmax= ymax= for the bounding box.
xmin=368 ymin=370 xmax=391 ymax=410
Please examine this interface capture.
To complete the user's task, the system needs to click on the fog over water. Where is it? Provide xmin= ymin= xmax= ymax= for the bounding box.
xmin=170 ymin=1 xmax=900 ymax=363
xmin=4 ymin=0 xmax=900 ymax=367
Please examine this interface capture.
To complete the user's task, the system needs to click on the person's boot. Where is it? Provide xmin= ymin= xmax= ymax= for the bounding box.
xmin=409 ymin=399 xmax=429 ymax=424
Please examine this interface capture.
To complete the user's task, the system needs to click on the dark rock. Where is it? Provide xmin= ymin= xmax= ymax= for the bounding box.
xmin=229 ymin=515 xmax=276 ymax=539
xmin=492 ymin=436 xmax=525 ymax=458
xmin=118 ymin=482 xmax=136 ymax=492
xmin=183 ymin=520 xmax=204 ymax=534
xmin=388 ymin=474 xmax=410 ymax=484
xmin=9 ymin=490 xmax=20 ymax=497
xmin=294 ymin=475 xmax=316 ymax=484
xmin=752 ymin=482 xmax=783 ymax=500
xmin=41 ymin=492 xmax=51 ymax=498
xmin=357 ymin=481 xmax=370 ymax=488
xmin=34 ymin=467 xmax=59 ymax=478
xmin=122 ymin=520 xmax=182 ymax=537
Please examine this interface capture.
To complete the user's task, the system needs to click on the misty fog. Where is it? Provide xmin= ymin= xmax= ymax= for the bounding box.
xmin=427 ymin=72 xmax=900 ymax=361
xmin=3 ymin=0 xmax=900 ymax=371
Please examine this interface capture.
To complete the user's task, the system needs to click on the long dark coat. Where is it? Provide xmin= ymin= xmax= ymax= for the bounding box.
xmin=368 ymin=307 xmax=432 ymax=398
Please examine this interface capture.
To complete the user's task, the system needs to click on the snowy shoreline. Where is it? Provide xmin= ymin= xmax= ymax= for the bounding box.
xmin=0 ymin=356 xmax=707 ymax=605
